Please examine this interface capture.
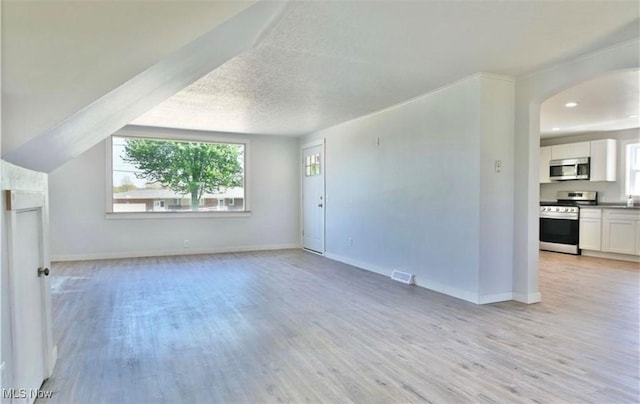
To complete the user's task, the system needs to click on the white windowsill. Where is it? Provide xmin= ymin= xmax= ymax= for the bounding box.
xmin=105 ymin=211 xmax=252 ymax=220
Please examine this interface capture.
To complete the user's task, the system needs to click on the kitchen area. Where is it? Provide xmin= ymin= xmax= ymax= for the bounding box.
xmin=539 ymin=69 xmax=640 ymax=263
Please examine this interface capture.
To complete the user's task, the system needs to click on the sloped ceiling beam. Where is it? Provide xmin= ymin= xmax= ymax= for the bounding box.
xmin=2 ymin=1 xmax=289 ymax=173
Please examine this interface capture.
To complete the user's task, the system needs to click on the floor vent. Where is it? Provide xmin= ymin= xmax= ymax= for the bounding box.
xmin=391 ymin=270 xmax=415 ymax=285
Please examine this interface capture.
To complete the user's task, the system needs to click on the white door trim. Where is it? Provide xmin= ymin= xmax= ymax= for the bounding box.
xmin=300 ymin=139 xmax=326 ymax=254
xmin=5 ymin=190 xmax=56 ymax=387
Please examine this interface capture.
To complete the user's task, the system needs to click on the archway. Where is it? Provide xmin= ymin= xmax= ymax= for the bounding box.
xmin=512 ymin=39 xmax=639 ymax=303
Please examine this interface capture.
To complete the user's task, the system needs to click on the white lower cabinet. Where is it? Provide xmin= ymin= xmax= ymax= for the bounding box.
xmin=601 ymin=209 xmax=640 ymax=255
xmin=579 ymin=208 xmax=601 ymax=251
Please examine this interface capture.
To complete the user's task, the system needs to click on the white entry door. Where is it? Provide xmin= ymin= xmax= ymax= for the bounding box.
xmin=302 ymin=143 xmax=325 ymax=253
xmin=6 ymin=190 xmax=53 ymax=403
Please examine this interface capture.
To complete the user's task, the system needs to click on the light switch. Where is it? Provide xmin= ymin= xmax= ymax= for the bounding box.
xmin=495 ymin=160 xmax=502 ymax=173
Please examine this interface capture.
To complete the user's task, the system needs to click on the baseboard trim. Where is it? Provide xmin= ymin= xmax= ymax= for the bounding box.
xmin=323 ymin=252 xmax=391 ymax=278
xmin=52 ymin=243 xmax=301 ymax=262
xmin=581 ymin=250 xmax=640 ymax=263
xmin=324 ymin=252 xmax=513 ymax=305
xmin=513 ymin=292 xmax=542 ymax=304
xmin=416 ymin=278 xmax=481 ymax=304
xmin=477 ymin=292 xmax=514 ymax=304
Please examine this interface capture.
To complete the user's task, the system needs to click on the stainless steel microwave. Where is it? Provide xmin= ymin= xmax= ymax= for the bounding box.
xmin=549 ymin=157 xmax=590 ymax=181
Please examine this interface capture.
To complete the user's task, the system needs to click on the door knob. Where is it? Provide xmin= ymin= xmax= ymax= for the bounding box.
xmin=318 ymin=203 xmax=323 ymax=207
xmin=37 ymin=267 xmax=49 ymax=277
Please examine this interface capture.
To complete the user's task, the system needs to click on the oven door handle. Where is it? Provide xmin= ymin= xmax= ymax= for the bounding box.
xmin=539 ymin=214 xmax=579 ymax=220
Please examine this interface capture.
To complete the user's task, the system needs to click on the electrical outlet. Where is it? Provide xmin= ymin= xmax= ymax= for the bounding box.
xmin=348 ymin=237 xmax=353 ymax=247
xmin=183 ymin=240 xmax=190 ymax=248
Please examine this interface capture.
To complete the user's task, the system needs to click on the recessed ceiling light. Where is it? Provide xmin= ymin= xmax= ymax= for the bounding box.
xmin=564 ymin=102 xmax=578 ymax=108
xmin=552 ymin=127 xmax=560 ymax=131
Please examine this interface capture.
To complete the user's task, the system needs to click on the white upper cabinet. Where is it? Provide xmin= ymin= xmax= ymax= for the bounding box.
xmin=539 ymin=146 xmax=552 ymax=184
xmin=589 ymin=139 xmax=616 ymax=182
xmin=550 ymin=141 xmax=590 ymax=160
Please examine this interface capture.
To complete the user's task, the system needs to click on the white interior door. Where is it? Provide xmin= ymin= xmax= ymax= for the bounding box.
xmin=13 ymin=209 xmax=46 ymax=402
xmin=6 ymin=190 xmax=53 ymax=404
xmin=302 ymin=143 xmax=325 ymax=253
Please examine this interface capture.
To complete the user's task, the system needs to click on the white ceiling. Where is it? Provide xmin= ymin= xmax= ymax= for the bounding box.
xmin=1 ymin=0 xmax=255 ymax=153
xmin=133 ymin=1 xmax=640 ymax=136
xmin=540 ymin=69 xmax=640 ymax=138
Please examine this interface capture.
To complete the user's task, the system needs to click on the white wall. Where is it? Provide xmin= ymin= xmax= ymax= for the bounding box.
xmin=540 ymin=128 xmax=640 ymax=202
xmin=48 ymin=128 xmax=300 ymax=261
xmin=513 ymin=38 xmax=639 ymax=303
xmin=302 ymin=74 xmax=515 ymax=304
xmin=479 ymin=77 xmax=515 ymax=299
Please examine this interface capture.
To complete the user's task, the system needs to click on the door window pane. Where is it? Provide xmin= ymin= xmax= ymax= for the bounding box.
xmin=305 ymin=153 xmax=321 ymax=176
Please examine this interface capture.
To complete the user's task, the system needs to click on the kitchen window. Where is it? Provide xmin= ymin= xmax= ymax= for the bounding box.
xmin=626 ymin=142 xmax=640 ymax=196
xmin=108 ymin=132 xmax=250 ymax=217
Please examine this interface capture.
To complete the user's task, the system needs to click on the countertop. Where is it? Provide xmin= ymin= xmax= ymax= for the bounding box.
xmin=540 ymin=201 xmax=640 ymax=210
xmin=581 ymin=203 xmax=640 ymax=210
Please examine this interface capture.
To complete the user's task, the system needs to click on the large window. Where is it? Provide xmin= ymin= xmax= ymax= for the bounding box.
xmin=626 ymin=142 xmax=640 ymax=197
xmin=110 ymin=135 xmax=247 ymax=214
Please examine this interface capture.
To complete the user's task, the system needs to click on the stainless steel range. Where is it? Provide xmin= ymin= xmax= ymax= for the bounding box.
xmin=540 ymin=191 xmax=597 ymax=255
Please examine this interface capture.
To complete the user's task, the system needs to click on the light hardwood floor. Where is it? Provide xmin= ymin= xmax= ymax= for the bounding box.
xmin=40 ymin=250 xmax=639 ymax=403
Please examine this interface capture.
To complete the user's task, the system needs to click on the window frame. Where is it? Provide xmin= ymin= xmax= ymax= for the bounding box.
xmin=624 ymin=140 xmax=640 ymax=197
xmin=106 ymin=128 xmax=251 ymax=219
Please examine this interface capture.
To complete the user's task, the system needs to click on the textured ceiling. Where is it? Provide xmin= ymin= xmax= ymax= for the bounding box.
xmin=133 ymin=1 xmax=640 ymax=136
xmin=540 ymin=69 xmax=640 ymax=138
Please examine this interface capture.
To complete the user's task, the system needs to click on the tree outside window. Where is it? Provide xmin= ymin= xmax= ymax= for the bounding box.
xmin=112 ymin=136 xmax=246 ymax=213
